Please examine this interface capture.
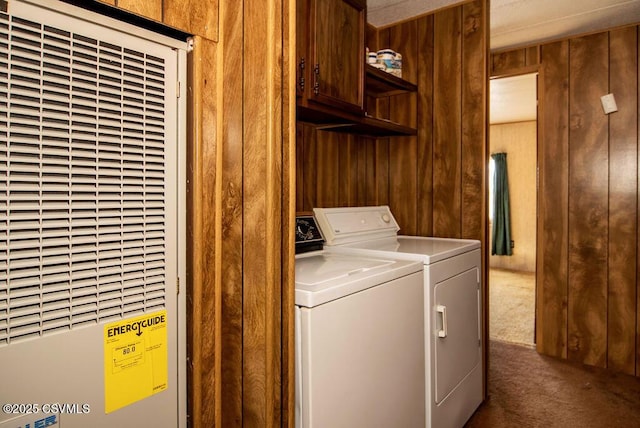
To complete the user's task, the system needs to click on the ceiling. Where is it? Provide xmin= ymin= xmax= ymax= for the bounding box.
xmin=367 ymin=0 xmax=640 ymax=124
xmin=489 ymin=73 xmax=536 ymax=124
xmin=367 ymin=0 xmax=640 ymax=51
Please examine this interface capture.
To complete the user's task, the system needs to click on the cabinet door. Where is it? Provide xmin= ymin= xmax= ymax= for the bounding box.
xmin=296 ymin=0 xmax=309 ymax=99
xmin=309 ymin=0 xmax=365 ymax=113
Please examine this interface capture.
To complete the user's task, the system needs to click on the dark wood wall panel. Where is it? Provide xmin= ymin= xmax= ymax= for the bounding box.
xmin=568 ymin=33 xmax=610 ymax=368
xmin=638 ymin=29 xmax=640 ymax=377
xmin=461 ymin=0 xmax=485 ymax=242
xmin=294 ymin=0 xmax=488 ymax=396
xmin=417 ymin=15 xmax=434 ymax=236
xmin=296 ymin=0 xmax=486 ymax=242
xmin=187 ymin=36 xmax=221 ymax=428
xmin=389 ymin=21 xmax=418 ymax=234
xmin=117 ymin=0 xmax=162 ymax=20
xmin=512 ymin=25 xmax=640 ymax=376
xmin=537 ymin=41 xmax=569 ymax=359
xmin=354 ymin=139 xmax=367 ymax=206
xmin=491 ymin=49 xmax=525 ymax=74
xmin=295 ymin=124 xmax=305 ymax=212
xmin=433 ymin=6 xmax=462 ymax=237
xmin=220 ymin=0 xmax=244 ymax=424
xmin=490 ymin=45 xmax=540 ymax=77
xmin=302 ymin=125 xmax=317 ymax=212
xmin=375 ymin=139 xmax=390 ymax=205
xmin=164 ymin=0 xmax=219 ymax=41
xmin=316 ymin=131 xmax=341 ymax=207
xmin=607 ymin=27 xmax=638 ymax=375
xmin=363 ymin=139 xmax=378 ymax=205
xmin=243 ymin=0 xmax=286 ymax=424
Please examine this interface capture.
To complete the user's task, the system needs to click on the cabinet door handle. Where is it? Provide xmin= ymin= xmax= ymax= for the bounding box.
xmin=298 ymin=57 xmax=305 ymax=91
xmin=313 ymin=63 xmax=320 ymax=96
xmin=437 ymin=305 xmax=448 ymax=338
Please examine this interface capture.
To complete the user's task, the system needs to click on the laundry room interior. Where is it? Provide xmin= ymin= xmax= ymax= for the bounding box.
xmin=3 ymin=0 xmax=640 ymax=427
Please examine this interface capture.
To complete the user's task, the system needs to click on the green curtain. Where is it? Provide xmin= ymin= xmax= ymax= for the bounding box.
xmin=491 ymin=153 xmax=512 ymax=256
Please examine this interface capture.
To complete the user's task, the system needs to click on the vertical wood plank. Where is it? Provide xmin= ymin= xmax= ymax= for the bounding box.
xmin=417 ymin=15 xmax=434 ymax=236
xmin=116 ymin=0 xmax=162 ymax=20
xmin=355 ymin=138 xmax=367 ymax=206
xmin=316 ymin=131 xmax=340 ymax=207
xmin=537 ymin=41 xmax=569 ymax=359
xmin=295 ymin=124 xmax=305 ymax=212
xmin=389 ymin=135 xmax=417 ymax=233
xmin=366 ymin=23 xmax=378 ymax=51
xmin=461 ymin=0 xmax=485 ymax=242
xmin=302 ymin=125 xmax=317 ymax=211
xmin=389 ymin=20 xmax=418 ymax=234
xmin=282 ymin=0 xmax=296 ymax=421
xmin=243 ymin=0 xmax=284 ymax=424
xmin=568 ymin=33 xmax=609 ymax=368
xmin=607 ymin=27 xmax=637 ymax=375
xmin=338 ymin=133 xmax=356 ymax=206
xmin=491 ymin=49 xmax=525 ymax=75
xmin=186 ymin=36 xmax=221 ymax=428
xmin=220 ymin=0 xmax=244 ymax=425
xmin=376 ymin=29 xmax=391 ymax=121
xmin=363 ymin=137 xmax=377 ymax=205
xmin=525 ymin=45 xmax=540 ymax=66
xmin=164 ymin=0 xmax=219 ymax=41
xmin=376 ymin=139 xmax=390 ymax=205
xmin=433 ymin=6 xmax=462 ymax=237
xmin=637 ymin=25 xmax=640 ymax=378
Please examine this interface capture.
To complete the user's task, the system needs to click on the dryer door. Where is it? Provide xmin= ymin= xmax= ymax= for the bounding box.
xmin=433 ymin=267 xmax=481 ymax=403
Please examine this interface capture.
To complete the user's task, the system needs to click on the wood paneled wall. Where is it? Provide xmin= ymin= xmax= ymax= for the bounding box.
xmin=94 ymin=0 xmax=295 ymax=426
xmin=497 ymin=25 xmax=640 ymax=376
xmin=296 ymin=0 xmax=488 ymax=392
xmin=297 ymin=0 xmax=487 ymax=244
xmin=99 ymin=0 xmax=219 ymax=40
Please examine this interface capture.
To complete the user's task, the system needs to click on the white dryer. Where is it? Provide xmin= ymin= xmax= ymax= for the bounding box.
xmin=294 ymin=215 xmax=426 ymax=428
xmin=313 ymin=206 xmax=483 ymax=428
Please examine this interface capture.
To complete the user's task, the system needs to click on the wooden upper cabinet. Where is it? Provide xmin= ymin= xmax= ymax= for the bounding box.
xmin=299 ymin=0 xmax=365 ymax=114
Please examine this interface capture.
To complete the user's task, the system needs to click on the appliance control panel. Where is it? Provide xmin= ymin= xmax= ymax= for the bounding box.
xmin=295 ymin=215 xmax=324 ymax=253
xmin=313 ymin=206 xmax=399 ymax=246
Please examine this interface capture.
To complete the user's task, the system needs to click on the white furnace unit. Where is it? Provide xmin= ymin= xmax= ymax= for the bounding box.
xmin=0 ymin=1 xmax=188 ymax=427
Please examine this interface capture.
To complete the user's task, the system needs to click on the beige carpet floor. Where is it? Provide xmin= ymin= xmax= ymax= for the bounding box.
xmin=467 ymin=270 xmax=640 ymax=427
xmin=489 ymin=269 xmax=535 ymax=346
xmin=466 ymin=340 xmax=640 ymax=427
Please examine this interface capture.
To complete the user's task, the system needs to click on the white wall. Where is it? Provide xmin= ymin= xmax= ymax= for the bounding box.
xmin=489 ymin=121 xmax=537 ymax=272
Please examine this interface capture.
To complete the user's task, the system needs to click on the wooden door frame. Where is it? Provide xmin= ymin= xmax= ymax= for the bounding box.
xmin=487 ymin=67 xmax=540 ymax=355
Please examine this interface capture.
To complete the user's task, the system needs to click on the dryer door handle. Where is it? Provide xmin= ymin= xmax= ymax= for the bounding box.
xmin=436 ymin=305 xmax=448 ymax=338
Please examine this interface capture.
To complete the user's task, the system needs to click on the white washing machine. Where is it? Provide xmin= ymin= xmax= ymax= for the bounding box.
xmin=294 ymin=215 xmax=426 ymax=428
xmin=313 ymin=206 xmax=483 ymax=428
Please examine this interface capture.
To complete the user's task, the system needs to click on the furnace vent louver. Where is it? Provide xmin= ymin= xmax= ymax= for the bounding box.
xmin=0 ymin=10 xmax=168 ymax=346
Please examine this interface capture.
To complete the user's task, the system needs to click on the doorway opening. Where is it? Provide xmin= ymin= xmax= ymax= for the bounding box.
xmin=488 ymin=72 xmax=537 ymax=347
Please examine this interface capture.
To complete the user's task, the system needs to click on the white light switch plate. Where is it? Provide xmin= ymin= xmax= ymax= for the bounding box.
xmin=601 ymin=93 xmax=618 ymax=114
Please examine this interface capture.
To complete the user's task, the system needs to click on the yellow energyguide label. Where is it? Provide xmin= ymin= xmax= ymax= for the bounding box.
xmin=104 ymin=310 xmax=168 ymax=413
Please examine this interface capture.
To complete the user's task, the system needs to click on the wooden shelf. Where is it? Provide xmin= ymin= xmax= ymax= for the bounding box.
xmin=296 ymin=64 xmax=419 ymax=138
xmin=297 ymin=105 xmax=416 ymax=137
xmin=310 ymin=115 xmax=417 ymax=137
xmin=365 ymin=64 xmax=418 ymax=97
